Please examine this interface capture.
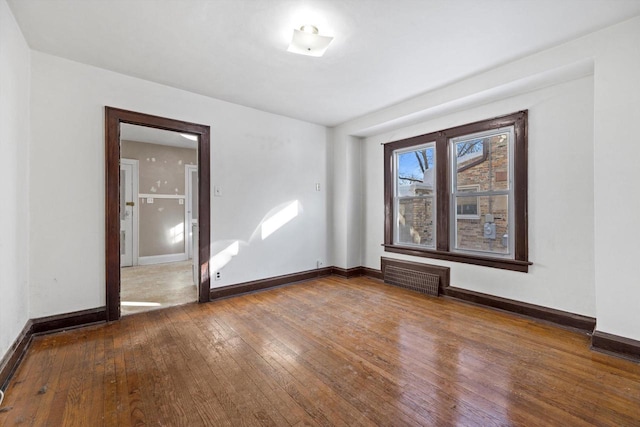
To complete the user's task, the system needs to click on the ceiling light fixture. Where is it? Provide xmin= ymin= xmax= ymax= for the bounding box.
xmin=287 ymin=24 xmax=333 ymax=57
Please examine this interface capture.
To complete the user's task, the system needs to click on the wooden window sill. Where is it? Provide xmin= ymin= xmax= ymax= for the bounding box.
xmin=383 ymin=244 xmax=531 ymax=272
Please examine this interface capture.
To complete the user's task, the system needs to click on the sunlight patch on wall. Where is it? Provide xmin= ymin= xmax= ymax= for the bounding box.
xmin=261 ymin=200 xmax=299 ymax=240
xmin=169 ymin=222 xmax=184 ymax=244
xmin=211 ymin=240 xmax=240 ymax=272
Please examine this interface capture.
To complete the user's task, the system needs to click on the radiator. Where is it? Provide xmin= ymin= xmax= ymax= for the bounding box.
xmin=383 ymin=265 xmax=440 ymax=296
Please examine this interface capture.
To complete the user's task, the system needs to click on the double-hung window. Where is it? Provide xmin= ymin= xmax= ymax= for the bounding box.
xmin=384 ymin=111 xmax=530 ymax=272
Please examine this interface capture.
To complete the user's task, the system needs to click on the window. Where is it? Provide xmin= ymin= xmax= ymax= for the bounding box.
xmin=394 ymin=143 xmax=436 ymax=248
xmin=384 ymin=111 xmax=530 ymax=272
xmin=456 ymin=185 xmax=480 ymax=219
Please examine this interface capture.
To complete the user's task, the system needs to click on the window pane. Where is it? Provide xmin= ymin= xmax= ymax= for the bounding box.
xmin=139 ymin=198 xmax=186 ymax=256
xmin=455 ymin=130 xmax=510 ymax=192
xmin=397 ymin=146 xmax=435 ymax=196
xmin=456 ymin=186 xmax=479 ymax=217
xmin=457 ymin=196 xmax=478 ymax=216
xmin=455 ymin=195 xmax=509 ymax=255
xmin=397 ymin=197 xmax=435 ymax=248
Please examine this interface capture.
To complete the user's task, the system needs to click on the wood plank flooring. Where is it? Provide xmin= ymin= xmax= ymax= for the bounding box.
xmin=1 ymin=276 xmax=639 ymax=426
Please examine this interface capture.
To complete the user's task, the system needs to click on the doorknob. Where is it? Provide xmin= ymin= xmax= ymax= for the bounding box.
xmin=125 ymin=201 xmax=135 ymax=206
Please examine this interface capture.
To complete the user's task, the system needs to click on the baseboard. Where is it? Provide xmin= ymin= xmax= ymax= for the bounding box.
xmin=31 ymin=307 xmax=107 ymax=335
xmin=138 ymin=253 xmax=188 ymax=265
xmin=0 ymin=307 xmax=107 ymax=391
xmin=209 ymin=265 xmax=385 ymax=300
xmin=591 ymin=331 xmax=640 ymax=362
xmin=210 ymin=267 xmax=333 ymax=300
xmin=443 ymin=286 xmax=596 ymax=332
xmin=362 ymin=267 xmax=383 ymax=280
xmin=331 ymin=266 xmax=364 ymax=278
xmin=329 ymin=266 xmax=384 ymax=279
xmin=0 ymin=321 xmax=33 ymax=391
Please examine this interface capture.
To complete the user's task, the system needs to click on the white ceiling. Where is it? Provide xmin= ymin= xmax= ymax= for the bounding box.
xmin=8 ymin=0 xmax=640 ymax=127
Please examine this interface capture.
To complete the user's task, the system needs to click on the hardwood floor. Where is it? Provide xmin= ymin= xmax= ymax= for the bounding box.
xmin=1 ymin=276 xmax=639 ymax=426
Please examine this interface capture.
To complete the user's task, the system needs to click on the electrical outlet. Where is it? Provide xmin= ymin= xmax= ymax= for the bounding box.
xmin=316 ymin=260 xmax=323 ymax=268
xmin=215 ymin=271 xmax=221 ymax=280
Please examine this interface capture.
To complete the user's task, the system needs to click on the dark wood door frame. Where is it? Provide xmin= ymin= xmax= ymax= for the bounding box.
xmin=105 ymin=107 xmax=211 ymax=321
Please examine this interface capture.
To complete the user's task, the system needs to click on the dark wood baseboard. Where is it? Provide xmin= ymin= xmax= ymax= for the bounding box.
xmin=331 ymin=266 xmax=364 ymax=278
xmin=443 ymin=286 xmax=596 ymax=332
xmin=0 ymin=321 xmax=32 ymax=391
xmin=0 ymin=307 xmax=106 ymax=391
xmin=591 ymin=331 xmax=640 ymax=362
xmin=210 ymin=265 xmax=386 ymax=301
xmin=209 ymin=264 xmax=388 ymax=302
xmin=362 ymin=267 xmax=383 ymax=280
xmin=210 ymin=267 xmax=333 ymax=300
xmin=330 ymin=266 xmax=383 ymax=280
xmin=31 ymin=307 xmax=107 ymax=335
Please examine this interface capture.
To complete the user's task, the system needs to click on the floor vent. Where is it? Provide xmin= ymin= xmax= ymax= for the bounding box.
xmin=381 ymin=257 xmax=450 ymax=297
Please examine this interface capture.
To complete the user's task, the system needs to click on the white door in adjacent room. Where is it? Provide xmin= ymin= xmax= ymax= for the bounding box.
xmin=185 ymin=164 xmax=198 ymax=260
xmin=120 ymin=159 xmax=138 ymax=267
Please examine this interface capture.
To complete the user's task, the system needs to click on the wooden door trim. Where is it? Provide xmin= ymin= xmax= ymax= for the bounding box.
xmin=105 ymin=107 xmax=211 ymax=321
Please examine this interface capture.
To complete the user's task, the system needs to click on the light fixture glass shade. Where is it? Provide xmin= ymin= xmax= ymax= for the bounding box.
xmin=287 ymin=28 xmax=333 ymax=57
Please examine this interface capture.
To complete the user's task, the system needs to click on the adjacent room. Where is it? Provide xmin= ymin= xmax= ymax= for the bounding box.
xmin=1 ymin=0 xmax=640 ymax=425
xmin=118 ymin=124 xmax=199 ymax=315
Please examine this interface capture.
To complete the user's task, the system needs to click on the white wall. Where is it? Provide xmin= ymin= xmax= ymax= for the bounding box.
xmin=0 ymin=0 xmax=30 ymax=360
xmin=361 ymin=76 xmax=595 ymax=316
xmin=331 ymin=132 xmax=364 ymax=269
xmin=332 ymin=16 xmax=640 ymax=342
xmin=29 ymin=52 xmax=328 ymax=318
xmin=592 ymin=19 xmax=640 ymax=341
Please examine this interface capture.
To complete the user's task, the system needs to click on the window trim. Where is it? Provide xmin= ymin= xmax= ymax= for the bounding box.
xmin=383 ymin=111 xmax=530 ymax=272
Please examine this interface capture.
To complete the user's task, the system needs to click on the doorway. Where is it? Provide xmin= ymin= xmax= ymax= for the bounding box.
xmin=119 ymin=126 xmax=199 ymax=315
xmin=105 ymin=107 xmax=210 ymax=321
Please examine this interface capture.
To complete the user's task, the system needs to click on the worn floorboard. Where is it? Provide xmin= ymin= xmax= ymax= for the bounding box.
xmin=1 ymin=276 xmax=639 ymax=426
